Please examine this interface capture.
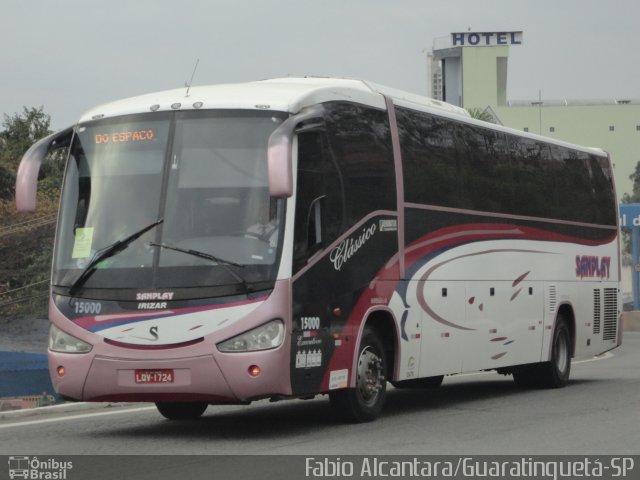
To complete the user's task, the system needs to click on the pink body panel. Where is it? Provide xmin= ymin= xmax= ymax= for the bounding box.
xmin=49 ymin=280 xmax=293 ymax=402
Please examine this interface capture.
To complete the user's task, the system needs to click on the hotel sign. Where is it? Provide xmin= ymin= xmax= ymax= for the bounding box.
xmin=451 ymin=31 xmax=523 ymax=47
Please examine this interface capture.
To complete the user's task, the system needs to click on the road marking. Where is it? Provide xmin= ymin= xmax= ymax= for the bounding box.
xmin=0 ymin=406 xmax=157 ymax=430
xmin=574 ymin=351 xmax=614 ymax=364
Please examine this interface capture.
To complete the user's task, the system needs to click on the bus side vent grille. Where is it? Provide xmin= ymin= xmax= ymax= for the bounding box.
xmin=603 ymin=288 xmax=618 ymax=340
xmin=548 ymin=285 xmax=557 ymax=315
xmin=593 ymin=289 xmax=601 ymax=334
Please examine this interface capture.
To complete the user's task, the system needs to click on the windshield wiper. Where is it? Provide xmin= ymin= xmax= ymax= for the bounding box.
xmin=68 ymin=218 xmax=164 ymax=296
xmin=148 ymin=242 xmax=251 ymax=293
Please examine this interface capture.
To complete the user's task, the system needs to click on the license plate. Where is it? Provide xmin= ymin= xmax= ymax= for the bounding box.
xmin=134 ymin=369 xmax=174 ymax=384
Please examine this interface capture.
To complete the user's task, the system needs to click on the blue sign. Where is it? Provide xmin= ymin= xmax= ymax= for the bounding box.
xmin=619 ymin=203 xmax=640 ymax=227
xmin=451 ymin=31 xmax=523 ymax=47
xmin=621 ymin=203 xmax=640 ymax=310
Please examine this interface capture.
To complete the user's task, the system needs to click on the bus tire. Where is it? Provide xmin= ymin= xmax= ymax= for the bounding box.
xmin=392 ymin=375 xmax=444 ymax=389
xmin=155 ymin=401 xmax=208 ymax=420
xmin=329 ymin=328 xmax=387 ymax=423
xmin=536 ymin=316 xmax=572 ymax=388
xmin=511 ymin=365 xmax=538 ymax=388
xmin=512 ymin=316 xmax=572 ymax=389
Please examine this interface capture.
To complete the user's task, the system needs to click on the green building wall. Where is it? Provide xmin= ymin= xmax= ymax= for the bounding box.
xmin=457 ymin=44 xmax=640 ymax=199
xmin=461 ymin=46 xmax=509 ymax=108
xmin=492 ymin=104 xmax=640 ymax=198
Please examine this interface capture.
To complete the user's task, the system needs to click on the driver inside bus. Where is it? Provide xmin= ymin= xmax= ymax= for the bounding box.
xmin=244 ymin=199 xmax=279 ymax=249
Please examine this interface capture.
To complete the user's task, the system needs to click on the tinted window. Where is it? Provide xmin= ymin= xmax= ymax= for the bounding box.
xmin=397 ymin=106 xmax=616 ymax=226
xmin=455 ymin=123 xmax=511 ymax=212
xmin=293 ymin=132 xmax=344 ymax=272
xmin=293 ymin=103 xmax=396 ymax=273
xmin=396 ymin=108 xmax=459 ymax=208
xmin=323 ymin=102 xmax=396 ymax=224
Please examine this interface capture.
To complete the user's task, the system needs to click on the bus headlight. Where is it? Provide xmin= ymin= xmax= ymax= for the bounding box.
xmin=217 ymin=319 xmax=284 ymax=352
xmin=49 ymin=324 xmax=93 ymax=353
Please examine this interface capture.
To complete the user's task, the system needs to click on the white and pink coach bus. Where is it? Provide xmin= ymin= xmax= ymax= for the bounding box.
xmin=16 ymin=78 xmax=621 ymax=422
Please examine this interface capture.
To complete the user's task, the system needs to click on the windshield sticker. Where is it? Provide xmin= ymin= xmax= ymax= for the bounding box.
xmin=329 ymin=369 xmax=349 ymax=390
xmin=72 ymin=227 xmax=94 ymax=259
xmin=379 ymin=219 xmax=397 ymax=232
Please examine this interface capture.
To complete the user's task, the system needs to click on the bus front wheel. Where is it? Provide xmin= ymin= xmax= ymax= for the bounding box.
xmin=329 ymin=328 xmax=387 ymax=423
xmin=155 ymin=401 xmax=208 ymax=420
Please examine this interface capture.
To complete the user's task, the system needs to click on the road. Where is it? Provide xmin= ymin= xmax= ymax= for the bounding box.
xmin=1 ymin=333 xmax=638 ymax=457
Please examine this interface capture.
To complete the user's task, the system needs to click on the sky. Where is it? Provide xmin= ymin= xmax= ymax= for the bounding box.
xmin=2 ymin=0 xmax=640 ymax=129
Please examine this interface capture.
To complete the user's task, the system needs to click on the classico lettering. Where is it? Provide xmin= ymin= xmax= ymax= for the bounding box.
xmin=329 ymin=223 xmax=377 ymax=271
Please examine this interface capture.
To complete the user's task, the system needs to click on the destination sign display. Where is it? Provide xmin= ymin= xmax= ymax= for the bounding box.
xmin=94 ymin=129 xmax=155 ymax=144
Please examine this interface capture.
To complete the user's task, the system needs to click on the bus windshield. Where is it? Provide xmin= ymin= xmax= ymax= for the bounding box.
xmin=53 ymin=110 xmax=287 ymax=295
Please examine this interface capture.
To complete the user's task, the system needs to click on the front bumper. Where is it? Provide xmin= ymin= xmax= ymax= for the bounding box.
xmin=49 ymin=340 xmax=292 ymax=403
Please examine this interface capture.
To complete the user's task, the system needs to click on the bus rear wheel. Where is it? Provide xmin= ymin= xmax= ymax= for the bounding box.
xmin=329 ymin=328 xmax=387 ymax=423
xmin=537 ymin=317 xmax=572 ymax=388
xmin=512 ymin=316 xmax=572 ymax=388
xmin=155 ymin=401 xmax=208 ymax=420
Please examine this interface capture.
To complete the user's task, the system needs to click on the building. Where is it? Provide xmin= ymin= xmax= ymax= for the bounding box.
xmin=428 ymin=31 xmax=640 ymax=200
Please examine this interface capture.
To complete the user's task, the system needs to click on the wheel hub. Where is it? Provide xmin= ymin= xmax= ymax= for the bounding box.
xmin=555 ymin=331 xmax=569 ymax=374
xmin=356 ymin=347 xmax=384 ymax=405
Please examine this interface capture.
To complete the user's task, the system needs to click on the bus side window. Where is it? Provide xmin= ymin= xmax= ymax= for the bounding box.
xmin=293 ymin=132 xmax=344 ymax=272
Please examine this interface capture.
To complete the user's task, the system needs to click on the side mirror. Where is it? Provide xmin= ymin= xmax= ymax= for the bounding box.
xmin=15 ymin=126 xmax=74 ymax=211
xmin=267 ymin=104 xmax=324 ymax=198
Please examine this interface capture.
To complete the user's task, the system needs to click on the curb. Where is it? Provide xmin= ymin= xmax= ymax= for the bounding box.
xmin=622 ymin=311 xmax=640 ymax=332
xmin=0 ymin=402 xmax=147 ymax=421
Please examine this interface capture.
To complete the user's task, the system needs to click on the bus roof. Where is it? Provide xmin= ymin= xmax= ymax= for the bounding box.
xmin=78 ymin=76 xmax=606 ymax=157
xmin=79 ymin=76 xmax=469 ymax=123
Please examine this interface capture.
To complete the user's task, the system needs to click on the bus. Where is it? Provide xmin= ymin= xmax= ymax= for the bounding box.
xmin=8 ymin=456 xmax=29 ymax=479
xmin=15 ymin=77 xmax=621 ymax=422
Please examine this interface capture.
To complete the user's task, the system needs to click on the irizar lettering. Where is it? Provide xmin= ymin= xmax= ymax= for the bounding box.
xmin=137 ymin=302 xmax=167 ymax=310
xmin=329 ymin=224 xmax=377 ymax=271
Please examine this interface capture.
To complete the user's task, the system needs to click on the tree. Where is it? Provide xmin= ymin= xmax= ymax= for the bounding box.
xmin=466 ymin=107 xmax=496 ymax=123
xmin=0 ymin=106 xmax=52 ymax=166
xmin=0 ymin=107 xmax=53 ymax=200
xmin=0 ymin=107 xmax=58 ymax=322
xmin=619 ymin=161 xmax=640 ymax=264
xmin=622 ymin=161 xmax=640 ymax=204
